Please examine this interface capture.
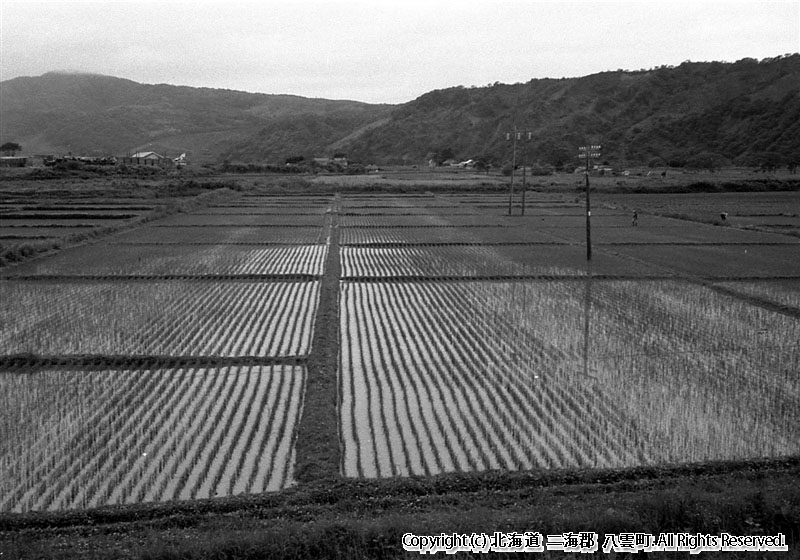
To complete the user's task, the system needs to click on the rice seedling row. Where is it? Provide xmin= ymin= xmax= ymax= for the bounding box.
xmin=110 ymin=241 xmax=313 ymax=246
xmin=485 ymin=279 xmax=800 ymax=461
xmin=340 ymin=279 xmax=800 ymax=478
xmin=341 ymin=205 xmax=460 ymax=210
xmin=606 ymin=244 xmax=800 ymax=278
xmin=0 ymin=236 xmax=59 ymax=244
xmin=714 ymin=280 xmax=800 ymax=311
xmin=0 ymin=219 xmax=130 ymax=227
xmin=340 ymin=211 xmax=481 ymax=216
xmin=340 ymin=245 xmax=659 ymax=278
xmin=340 ymin=196 xmax=438 ymax=206
xmin=155 ymin=214 xmax=324 ymax=227
xmin=235 ymin=200 xmax=331 ymax=204
xmin=340 ymin=214 xmax=511 ymax=227
xmin=5 ymin=190 xmax=798 ymax=515
xmin=341 ymin=246 xmax=527 ymax=277
xmin=530 ymin=222 xmax=800 ymax=245
xmin=0 ymin=365 xmax=304 ymax=512
xmin=195 ymin=211 xmax=328 ymax=216
xmin=339 ymin=226 xmax=548 ymax=244
xmin=0 ymin=280 xmax=320 ymax=357
xmin=339 ymin=225 xmax=512 ymax=228
xmin=344 ymin=242 xmax=569 ymax=247
xmin=340 ymin=281 xmax=644 ymax=478
xmin=111 ymin=226 xmax=323 ymax=244
xmin=2 ymin=213 xmax=140 ymax=220
xmin=150 ymin=224 xmax=322 ymax=228
xmin=9 ymin=244 xmax=328 ymax=276
xmin=0 ymin=226 xmax=93 ymax=236
xmin=15 ymin=205 xmax=156 ymax=212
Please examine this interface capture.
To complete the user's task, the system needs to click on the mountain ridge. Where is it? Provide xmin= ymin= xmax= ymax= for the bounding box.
xmin=348 ymin=55 xmax=799 ymax=169
xmin=2 ymin=55 xmax=798 ymax=168
xmin=0 ymin=72 xmax=392 ymax=162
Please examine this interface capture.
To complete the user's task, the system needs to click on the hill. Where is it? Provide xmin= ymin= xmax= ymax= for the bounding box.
xmin=0 ymin=72 xmax=391 ymax=163
xmin=344 ymin=54 xmax=800 ymax=169
xmin=1 ymin=55 xmax=798 ymax=168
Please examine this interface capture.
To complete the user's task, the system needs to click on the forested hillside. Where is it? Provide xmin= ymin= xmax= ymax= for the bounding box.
xmin=344 ymin=54 xmax=800 ymax=169
xmin=1 ymin=55 xmax=797 ymax=168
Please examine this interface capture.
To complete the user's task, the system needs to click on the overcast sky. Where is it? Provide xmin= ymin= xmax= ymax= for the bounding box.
xmin=1 ymin=1 xmax=798 ymax=104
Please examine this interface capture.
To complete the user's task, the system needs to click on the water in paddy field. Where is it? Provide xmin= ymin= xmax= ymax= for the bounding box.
xmin=3 ymin=191 xmax=798 ymax=511
xmin=0 ymin=366 xmax=305 ymax=512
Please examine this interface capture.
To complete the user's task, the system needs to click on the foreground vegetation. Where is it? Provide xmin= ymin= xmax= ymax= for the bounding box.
xmin=1 ymin=457 xmax=798 ymax=558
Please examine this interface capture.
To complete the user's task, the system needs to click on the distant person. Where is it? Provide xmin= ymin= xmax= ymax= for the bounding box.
xmin=632 ymin=210 xmax=638 ymax=227
xmin=660 ymin=170 xmax=667 ymax=180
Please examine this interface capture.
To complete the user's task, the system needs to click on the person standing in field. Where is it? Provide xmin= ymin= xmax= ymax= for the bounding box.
xmin=632 ymin=210 xmax=638 ymax=226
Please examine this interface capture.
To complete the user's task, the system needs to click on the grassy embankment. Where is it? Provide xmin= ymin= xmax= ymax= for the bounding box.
xmin=1 ymin=458 xmax=798 ymax=559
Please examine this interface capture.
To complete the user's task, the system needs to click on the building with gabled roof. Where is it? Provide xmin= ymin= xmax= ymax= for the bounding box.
xmin=121 ymin=151 xmax=170 ymax=166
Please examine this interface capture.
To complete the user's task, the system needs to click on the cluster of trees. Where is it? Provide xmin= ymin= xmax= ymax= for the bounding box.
xmin=644 ymin=151 xmax=799 ymax=173
xmin=1 ymin=142 xmax=22 ymax=156
xmin=219 ymin=153 xmax=369 ymax=175
xmin=737 ymin=151 xmax=799 ymax=173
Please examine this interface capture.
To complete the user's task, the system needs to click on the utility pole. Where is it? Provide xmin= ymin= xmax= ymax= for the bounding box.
xmin=578 ymin=143 xmax=601 ymax=380
xmin=505 ymin=128 xmax=533 ymax=216
xmin=577 ymin=144 xmax=601 ymax=261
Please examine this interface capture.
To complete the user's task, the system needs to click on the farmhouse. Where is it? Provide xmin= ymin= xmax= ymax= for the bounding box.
xmin=120 ymin=151 xmax=170 ymax=166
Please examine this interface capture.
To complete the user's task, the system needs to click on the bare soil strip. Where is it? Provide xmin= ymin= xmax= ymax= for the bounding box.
xmin=1 ymin=274 xmax=321 ymax=282
xmin=343 ymin=241 xmax=571 ymax=247
xmin=293 ymin=194 xmax=342 ymax=482
xmin=340 ymin=212 xmax=483 ymax=216
xmin=0 ymin=355 xmax=306 ymax=371
xmin=339 ymin=274 xmax=799 ymax=282
xmin=339 ymin=224 xmax=513 ymax=228
xmin=150 ymin=224 xmax=319 ymax=228
xmin=340 ymin=241 xmax=798 ymax=247
xmin=107 ymin=241 xmax=322 ymax=246
xmin=703 ymin=282 xmax=800 ymax=320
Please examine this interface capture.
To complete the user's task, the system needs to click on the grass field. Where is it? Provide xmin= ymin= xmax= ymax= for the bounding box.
xmin=1 ymin=172 xmax=799 ymax=558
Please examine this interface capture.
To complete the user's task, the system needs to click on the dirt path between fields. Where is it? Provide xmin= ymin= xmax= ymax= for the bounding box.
xmin=293 ymin=194 xmax=342 ymax=482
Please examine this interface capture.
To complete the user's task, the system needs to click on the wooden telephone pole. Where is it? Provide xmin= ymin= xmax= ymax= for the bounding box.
xmin=506 ymin=128 xmax=532 ymax=215
xmin=578 ymin=144 xmax=601 ymax=380
xmin=577 ymin=144 xmax=601 ymax=261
